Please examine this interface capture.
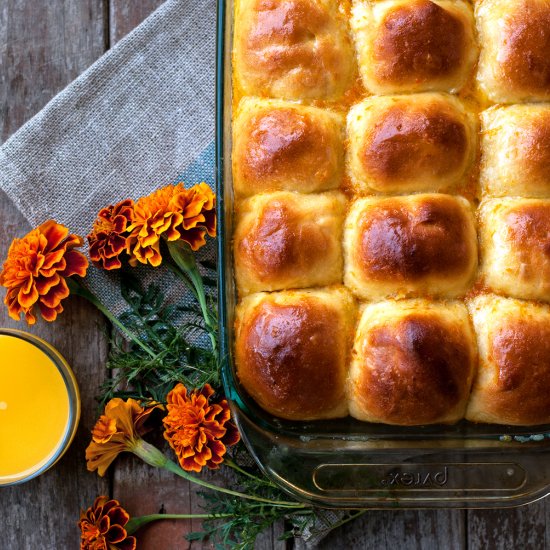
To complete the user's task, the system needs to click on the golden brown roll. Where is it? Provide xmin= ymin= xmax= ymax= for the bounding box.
xmin=480 ymin=105 xmax=550 ymax=198
xmin=476 ymin=0 xmax=550 ymax=103
xmin=467 ymin=295 xmax=550 ymax=426
xmin=347 ymin=94 xmax=476 ymax=194
xmin=233 ymin=191 xmax=346 ymax=296
xmin=344 ymin=194 xmax=478 ymax=300
xmin=479 ymin=198 xmax=550 ymax=302
xmin=348 ymin=299 xmax=476 ymax=425
xmin=233 ymin=0 xmax=355 ymax=100
xmin=234 ymin=287 xmax=356 ymax=420
xmin=232 ymin=98 xmax=344 ymax=197
xmin=351 ymin=0 xmax=477 ymax=94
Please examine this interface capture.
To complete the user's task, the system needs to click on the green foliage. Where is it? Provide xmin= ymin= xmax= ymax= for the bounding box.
xmin=98 ymin=268 xmax=219 ymax=405
xmin=185 ymin=446 xmax=316 ymax=549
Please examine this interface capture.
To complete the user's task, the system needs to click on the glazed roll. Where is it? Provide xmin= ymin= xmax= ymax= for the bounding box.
xmin=234 ymin=287 xmax=356 ymax=421
xmin=347 ymin=93 xmax=476 ymax=194
xmin=351 ymin=0 xmax=477 ymax=94
xmin=233 ymin=191 xmax=346 ymax=296
xmin=348 ymin=299 xmax=477 ymax=425
xmin=476 ymin=0 xmax=550 ymax=103
xmin=232 ymin=98 xmax=344 ymax=197
xmin=233 ymin=0 xmax=355 ymax=100
xmin=480 ymin=105 xmax=550 ymax=198
xmin=467 ymin=295 xmax=550 ymax=426
xmin=479 ymin=198 xmax=550 ymax=302
xmin=344 ymin=194 xmax=478 ymax=300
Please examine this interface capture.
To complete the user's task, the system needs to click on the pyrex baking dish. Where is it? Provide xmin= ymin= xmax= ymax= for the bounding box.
xmin=215 ymin=0 xmax=550 ymax=508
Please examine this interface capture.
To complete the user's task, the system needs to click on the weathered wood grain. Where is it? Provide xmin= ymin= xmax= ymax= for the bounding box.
xmin=296 ymin=510 xmax=465 ymax=550
xmin=0 ymin=1 xmax=108 ymax=549
xmin=0 ymin=0 xmax=105 ymax=141
xmin=109 ymin=0 xmax=165 ymax=44
xmin=467 ymin=501 xmax=547 ymax=550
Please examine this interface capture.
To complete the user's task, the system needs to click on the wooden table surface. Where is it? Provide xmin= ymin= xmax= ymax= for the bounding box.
xmin=1 ymin=1 xmax=550 ymax=549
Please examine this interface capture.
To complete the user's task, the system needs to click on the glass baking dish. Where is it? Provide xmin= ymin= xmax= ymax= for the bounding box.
xmin=215 ymin=0 xmax=550 ymax=508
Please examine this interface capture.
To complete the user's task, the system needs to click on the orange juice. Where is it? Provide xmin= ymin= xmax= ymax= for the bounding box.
xmin=0 ymin=330 xmax=80 ymax=485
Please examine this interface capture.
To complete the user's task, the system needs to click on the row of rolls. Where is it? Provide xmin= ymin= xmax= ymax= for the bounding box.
xmin=233 ymin=95 xmax=550 ymax=200
xmin=235 ymin=289 xmax=550 ymax=426
xmin=234 ymin=0 xmax=550 ymax=103
xmin=235 ymin=191 xmax=550 ymax=304
xmin=231 ymin=0 xmax=550 ymax=426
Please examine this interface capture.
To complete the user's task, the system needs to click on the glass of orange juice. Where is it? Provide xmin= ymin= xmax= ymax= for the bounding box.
xmin=0 ymin=328 xmax=80 ymax=486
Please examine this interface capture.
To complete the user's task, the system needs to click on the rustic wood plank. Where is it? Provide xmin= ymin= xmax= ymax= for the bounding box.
xmin=0 ymin=0 xmax=105 ymax=141
xmin=295 ymin=510 xmax=465 ymax=550
xmin=109 ymin=0 xmax=165 ymax=44
xmin=467 ymin=502 xmax=546 ymax=549
xmin=0 ymin=1 xmax=108 ymax=549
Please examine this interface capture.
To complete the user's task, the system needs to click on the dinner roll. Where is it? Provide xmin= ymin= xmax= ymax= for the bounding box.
xmin=476 ymin=0 xmax=550 ymax=103
xmin=351 ymin=0 xmax=477 ymax=94
xmin=347 ymin=94 xmax=476 ymax=194
xmin=232 ymin=98 xmax=344 ymax=198
xmin=234 ymin=0 xmax=355 ymax=100
xmin=344 ymin=194 xmax=478 ymax=300
xmin=479 ymin=198 xmax=550 ymax=302
xmin=467 ymin=295 xmax=550 ymax=426
xmin=233 ymin=191 xmax=346 ymax=296
xmin=234 ymin=287 xmax=356 ymax=420
xmin=348 ymin=299 xmax=476 ymax=425
xmin=480 ymin=105 xmax=550 ymax=198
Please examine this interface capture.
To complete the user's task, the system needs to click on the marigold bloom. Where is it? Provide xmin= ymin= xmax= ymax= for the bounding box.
xmin=0 ymin=220 xmax=88 ymax=325
xmin=163 ymin=383 xmax=240 ymax=473
xmin=87 ymin=199 xmax=134 ymax=270
xmin=86 ymin=398 xmax=161 ymax=477
xmin=79 ymin=496 xmax=136 ymax=550
xmin=126 ymin=182 xmax=216 ymax=267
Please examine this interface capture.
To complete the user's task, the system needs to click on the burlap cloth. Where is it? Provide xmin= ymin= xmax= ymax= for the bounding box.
xmin=0 ymin=0 xmax=348 ymax=545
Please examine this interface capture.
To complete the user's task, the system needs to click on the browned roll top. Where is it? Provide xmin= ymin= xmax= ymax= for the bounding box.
xmin=505 ymin=203 xmax=550 ymax=258
xmin=373 ymin=0 xmax=466 ymax=85
xmin=490 ymin=320 xmax=550 ymax=425
xmin=358 ymin=196 xmax=472 ymax=281
xmin=237 ymin=298 xmax=347 ymax=419
xmin=499 ymin=2 xmax=550 ymax=95
xmin=237 ymin=198 xmax=332 ymax=278
xmin=360 ymin=102 xmax=468 ymax=185
xmin=357 ymin=313 xmax=472 ymax=425
xmin=240 ymin=0 xmax=353 ymax=97
xmin=247 ymin=0 xmax=327 ymax=45
xmin=240 ymin=108 xmax=340 ymax=188
xmin=517 ymin=115 xmax=550 ymax=182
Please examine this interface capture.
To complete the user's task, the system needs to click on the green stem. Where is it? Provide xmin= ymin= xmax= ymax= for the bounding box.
xmin=224 ymin=458 xmax=277 ymax=488
xmin=166 ymin=240 xmax=218 ymax=356
xmin=67 ymin=278 xmax=156 ymax=358
xmin=125 ymin=512 xmax=233 ymax=535
xmin=163 ymin=459 xmax=303 ymax=508
xmin=165 ymin=261 xmax=199 ymax=300
xmin=133 ymin=439 xmax=306 ymax=509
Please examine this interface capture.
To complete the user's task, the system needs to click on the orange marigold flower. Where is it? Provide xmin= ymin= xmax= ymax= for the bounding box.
xmin=86 ymin=398 xmax=161 ymax=477
xmin=163 ymin=383 xmax=240 ymax=473
xmin=0 ymin=220 xmax=88 ymax=325
xmin=87 ymin=199 xmax=134 ymax=270
xmin=79 ymin=496 xmax=136 ymax=550
xmin=126 ymin=182 xmax=216 ymax=267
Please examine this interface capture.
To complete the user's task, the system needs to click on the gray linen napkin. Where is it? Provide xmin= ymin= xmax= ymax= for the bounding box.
xmin=0 ymin=0 xmax=348 ymax=545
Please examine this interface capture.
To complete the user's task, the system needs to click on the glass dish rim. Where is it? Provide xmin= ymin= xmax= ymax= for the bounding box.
xmin=214 ymin=0 xmax=550 ymax=509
